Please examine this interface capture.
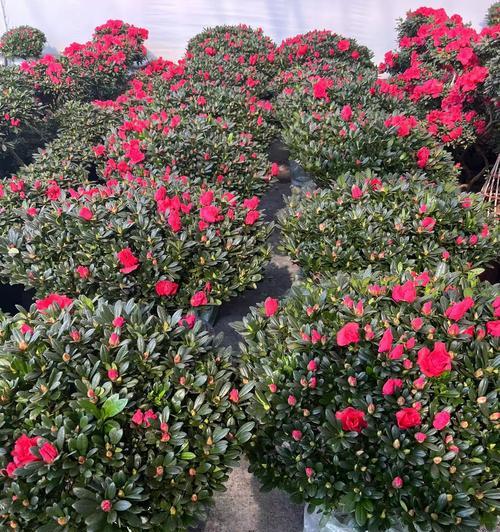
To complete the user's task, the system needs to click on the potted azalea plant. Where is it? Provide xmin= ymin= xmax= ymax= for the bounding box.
xmin=279 ymin=171 xmax=499 ymax=278
xmin=236 ymin=268 xmax=499 ymax=531
xmin=0 ymin=26 xmax=46 ymax=60
xmin=0 ymin=294 xmax=254 ymax=530
xmin=0 ymin=178 xmax=271 ymax=320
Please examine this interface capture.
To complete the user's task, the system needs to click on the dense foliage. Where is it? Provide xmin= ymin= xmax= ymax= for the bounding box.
xmin=279 ymin=172 xmax=498 ymax=277
xmin=0 ymin=295 xmax=254 ymax=530
xmin=237 ymin=269 xmax=500 ymax=531
xmin=0 ymin=26 xmax=46 ymax=59
xmin=0 ymin=179 xmax=271 ymax=310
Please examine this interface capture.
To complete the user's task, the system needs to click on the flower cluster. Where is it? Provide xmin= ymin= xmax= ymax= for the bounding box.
xmin=184 ymin=24 xmax=277 ymax=94
xmin=275 ymin=30 xmax=373 ymax=70
xmin=0 ymin=25 xmax=46 ymax=59
xmin=0 ymin=179 xmax=271 ymax=310
xmin=236 ymin=270 xmax=499 ymax=531
xmin=279 ymin=172 xmax=498 ymax=277
xmin=379 ymin=7 xmax=499 ymax=150
xmin=0 ymin=296 xmax=253 ymax=530
xmin=19 ymin=20 xmax=148 ymax=105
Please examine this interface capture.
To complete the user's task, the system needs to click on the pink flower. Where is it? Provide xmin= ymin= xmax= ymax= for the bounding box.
xmin=433 ymin=411 xmax=451 ymax=430
xmin=411 ymin=317 xmax=424 ymax=331
xmin=20 ymin=323 xmax=33 ymax=335
xmin=414 ymin=377 xmax=426 ymax=390
xmin=292 ymin=430 xmax=302 ymax=441
xmin=337 ymin=39 xmax=350 ymax=52
xmin=101 ymin=500 xmax=112 ymax=513
xmin=39 ymin=442 xmax=58 ymax=463
xmin=229 ymin=388 xmax=239 ymax=403
xmin=307 ymin=360 xmax=317 ymax=372
xmin=382 ymin=378 xmax=403 ymax=395
xmin=112 ymin=316 xmax=125 ymax=328
xmin=109 ymin=332 xmax=120 ymax=347
xmin=340 ymin=105 xmax=353 ymax=121
xmin=264 ymin=297 xmax=279 ymax=317
xmin=288 ymin=395 xmax=297 ymax=406
xmin=486 ymin=320 xmax=500 ymax=337
xmin=245 ymin=210 xmax=260 ymax=225
xmin=351 ymin=185 xmax=363 ymax=199
xmin=179 ymin=313 xmax=196 ymax=329
xmin=421 ymin=217 xmax=436 ymax=231
xmin=131 ymin=409 xmax=144 ymax=425
xmin=79 ymin=207 xmax=93 ymax=221
xmin=389 ymin=344 xmax=404 ymax=360
xmin=336 ymin=322 xmax=360 ymax=346
xmin=191 ymin=291 xmax=208 ymax=307
xmin=107 ymin=368 xmax=119 ymax=381
xmin=117 ymin=248 xmax=139 ymax=274
xmin=422 ymin=301 xmax=433 ymax=316
xmin=392 ymin=476 xmax=403 ymax=489
xmin=416 ymin=147 xmax=430 ymax=168
xmin=305 ymin=467 xmax=314 ymax=478
xmin=143 ymin=409 xmax=157 ymax=427
xmin=378 ymin=328 xmax=393 ymax=353
xmin=445 ymin=297 xmax=474 ymax=321
xmin=417 ymin=342 xmax=452 ymax=377
xmin=243 ymin=196 xmax=260 ymax=210
xmin=313 ymin=78 xmax=330 ymax=99
xmin=200 ymin=205 xmax=220 ymax=223
xmin=268 ymin=383 xmax=277 ymax=393
xmin=76 ymin=265 xmax=90 ymax=279
xmin=35 ymin=294 xmax=73 ymax=312
xmin=155 ymin=280 xmax=179 ymax=297
xmin=392 ymin=280 xmax=417 ymax=303
xmin=415 ymin=432 xmax=427 ymax=443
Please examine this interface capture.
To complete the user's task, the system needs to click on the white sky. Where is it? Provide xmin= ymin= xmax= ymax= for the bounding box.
xmin=1 ymin=0 xmax=492 ymax=64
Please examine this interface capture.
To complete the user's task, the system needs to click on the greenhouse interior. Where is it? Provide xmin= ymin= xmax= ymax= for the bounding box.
xmin=0 ymin=0 xmax=499 ymax=530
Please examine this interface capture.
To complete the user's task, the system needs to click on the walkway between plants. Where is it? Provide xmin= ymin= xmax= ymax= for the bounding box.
xmin=202 ymin=181 xmax=303 ymax=532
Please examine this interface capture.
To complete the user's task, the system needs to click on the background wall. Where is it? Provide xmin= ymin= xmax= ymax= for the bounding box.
xmin=0 ymin=0 xmax=492 ymax=64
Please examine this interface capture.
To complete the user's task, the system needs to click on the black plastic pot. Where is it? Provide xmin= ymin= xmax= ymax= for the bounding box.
xmin=0 ymin=283 xmax=35 ymax=314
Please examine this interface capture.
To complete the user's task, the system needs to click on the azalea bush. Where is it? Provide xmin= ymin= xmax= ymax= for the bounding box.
xmin=282 ymin=103 xmax=457 ymax=186
xmin=236 ymin=269 xmax=500 ymax=531
xmin=1 ymin=179 xmax=271 ymax=310
xmin=379 ymin=7 xmax=498 ymax=154
xmin=275 ymin=30 xmax=373 ymax=70
xmin=0 ymin=294 xmax=254 ymax=530
xmin=17 ymin=100 xmax=120 ymax=186
xmin=19 ymin=20 xmax=148 ymax=107
xmin=98 ymin=100 xmax=274 ymax=196
xmin=0 ymin=26 xmax=46 ymax=59
xmin=279 ymin=172 xmax=498 ymax=278
xmin=185 ymin=25 xmax=277 ymax=94
xmin=0 ymin=67 xmax=48 ymax=174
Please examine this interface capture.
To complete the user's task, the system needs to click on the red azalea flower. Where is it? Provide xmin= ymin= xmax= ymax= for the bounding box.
xmin=264 ymin=297 xmax=279 ymax=317
xmin=191 ymin=291 xmax=208 ymax=307
xmin=79 ymin=207 xmax=93 ymax=220
xmin=486 ymin=320 xmax=500 ymax=337
xmin=117 ymin=248 xmax=139 ymax=274
xmin=335 ymin=407 xmax=367 ymax=432
xmin=155 ymin=280 xmax=179 ymax=297
xmin=433 ymin=410 xmax=451 ymax=430
xmin=417 ymin=342 xmax=452 ymax=377
xmin=396 ymin=407 xmax=421 ymax=429
xmin=39 ymin=442 xmax=58 ymax=463
xmin=229 ymin=388 xmax=239 ymax=403
xmin=444 ymin=297 xmax=474 ymax=321
xmin=200 ymin=205 xmax=220 ymax=223
xmin=378 ymin=328 xmax=393 ymax=353
xmin=392 ymin=280 xmax=417 ymax=303
xmin=76 ymin=265 xmax=90 ymax=279
xmin=336 ymin=322 xmax=360 ymax=346
xmin=35 ymin=294 xmax=73 ymax=312
xmin=245 ymin=210 xmax=260 ymax=225
xmin=382 ymin=378 xmax=403 ymax=395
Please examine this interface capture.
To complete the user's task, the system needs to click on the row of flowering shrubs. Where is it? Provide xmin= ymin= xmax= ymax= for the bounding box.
xmin=0 ymin=12 xmax=498 ymax=532
xmin=233 ymin=7 xmax=500 ymax=532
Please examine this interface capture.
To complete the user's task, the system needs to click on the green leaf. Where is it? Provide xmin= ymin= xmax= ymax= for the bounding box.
xmin=102 ymin=395 xmax=128 ymax=420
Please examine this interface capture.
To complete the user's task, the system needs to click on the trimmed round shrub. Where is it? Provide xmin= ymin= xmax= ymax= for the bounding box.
xmin=0 ymin=67 xmax=47 ymax=174
xmin=0 ymin=26 xmax=46 ymax=59
xmin=17 ymin=100 xmax=120 ymax=186
xmin=379 ymin=8 xmax=498 ymax=150
xmin=0 ymin=295 xmax=254 ymax=530
xmin=275 ymin=30 xmax=373 ymax=70
xmin=486 ymin=2 xmax=500 ymax=25
xmin=98 ymin=101 xmax=273 ymax=196
xmin=185 ymin=25 xmax=277 ymax=94
xmin=282 ymin=102 xmax=457 ymax=186
xmin=0 ymin=179 xmax=271 ymax=310
xmin=236 ymin=269 xmax=500 ymax=531
xmin=279 ymin=172 xmax=499 ymax=277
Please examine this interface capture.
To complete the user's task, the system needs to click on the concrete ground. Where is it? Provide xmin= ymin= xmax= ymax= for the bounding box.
xmin=200 ymin=180 xmax=304 ymax=532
